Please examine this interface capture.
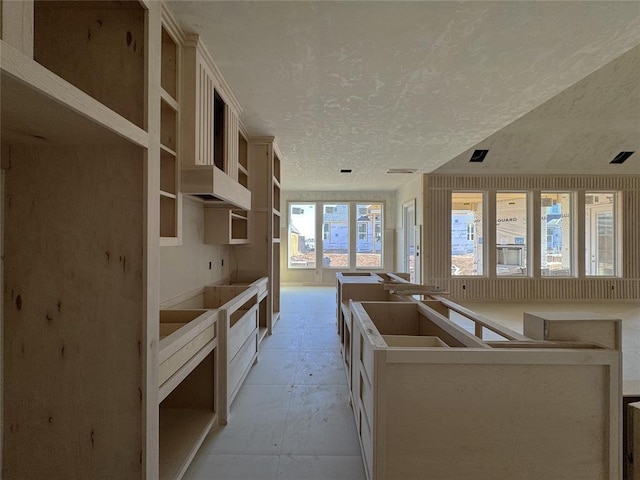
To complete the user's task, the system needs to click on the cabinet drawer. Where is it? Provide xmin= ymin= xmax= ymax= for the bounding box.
xmin=228 ymin=305 xmax=258 ymax=361
xmin=228 ymin=331 xmax=258 ymax=395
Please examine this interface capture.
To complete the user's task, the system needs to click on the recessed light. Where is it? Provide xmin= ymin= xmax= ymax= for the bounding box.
xmin=470 ymin=150 xmax=489 ymax=162
xmin=340 ymin=169 xmax=352 ymax=173
xmin=610 ymin=151 xmax=634 ymax=164
xmin=387 ymin=168 xmax=417 ymax=174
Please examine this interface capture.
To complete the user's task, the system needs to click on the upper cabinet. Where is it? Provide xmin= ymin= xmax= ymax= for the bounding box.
xmin=180 ymin=34 xmax=251 ymax=211
xmin=33 ymin=0 xmax=146 ymax=130
xmin=159 ymin=13 xmax=183 ymax=245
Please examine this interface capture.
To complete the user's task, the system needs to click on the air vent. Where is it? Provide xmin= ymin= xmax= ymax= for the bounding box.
xmin=470 ymin=149 xmax=489 ymax=162
xmin=610 ymin=151 xmax=634 ymax=164
xmin=340 ymin=169 xmax=352 ymax=173
xmin=387 ymin=168 xmax=417 ymax=174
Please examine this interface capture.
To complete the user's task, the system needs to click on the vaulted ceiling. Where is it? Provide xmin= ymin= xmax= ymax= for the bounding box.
xmin=168 ymin=1 xmax=640 ymax=191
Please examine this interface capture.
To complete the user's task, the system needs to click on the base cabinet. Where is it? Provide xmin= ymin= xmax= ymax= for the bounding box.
xmin=345 ymin=279 xmax=622 ymax=480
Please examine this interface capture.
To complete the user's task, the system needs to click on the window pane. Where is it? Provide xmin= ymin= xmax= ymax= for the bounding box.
xmin=585 ymin=193 xmax=616 ymax=276
xmin=496 ymin=193 xmax=527 ymax=276
xmin=451 ymin=193 xmax=483 ymax=275
xmin=541 ymin=193 xmax=572 ymax=276
xmin=356 ymin=203 xmax=383 ymax=268
xmin=322 ymin=204 xmax=349 ymax=268
xmin=288 ymin=203 xmax=316 ymax=268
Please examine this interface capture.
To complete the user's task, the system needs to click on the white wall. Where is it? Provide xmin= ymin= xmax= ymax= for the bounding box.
xmin=159 ymin=196 xmax=229 ymax=302
xmin=394 ymin=176 xmax=422 ymax=275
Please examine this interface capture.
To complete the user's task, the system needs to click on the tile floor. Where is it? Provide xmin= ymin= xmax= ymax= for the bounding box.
xmin=184 ymin=286 xmax=640 ymax=479
xmin=460 ymin=300 xmax=640 ymax=389
xmin=184 ymin=286 xmax=366 ymax=480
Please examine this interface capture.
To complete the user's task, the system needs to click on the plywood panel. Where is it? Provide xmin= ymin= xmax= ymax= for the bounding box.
xmin=4 ymin=144 xmax=144 ymax=479
xmin=33 ymin=1 xmax=146 ymax=128
xmin=384 ymin=363 xmax=611 ymax=479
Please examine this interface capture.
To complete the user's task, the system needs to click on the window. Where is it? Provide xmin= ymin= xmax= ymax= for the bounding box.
xmin=356 ymin=203 xmax=383 ymax=268
xmin=287 ymin=201 xmax=384 ymax=270
xmin=451 ymin=192 xmax=484 ymax=276
xmin=496 ymin=192 xmax=527 ymax=276
xmin=541 ymin=192 xmax=572 ymax=276
xmin=288 ymin=203 xmax=316 ymax=268
xmin=322 ymin=204 xmax=349 ymax=268
xmin=357 ymin=223 xmax=367 ymax=240
xmin=585 ymin=192 xmax=617 ymax=276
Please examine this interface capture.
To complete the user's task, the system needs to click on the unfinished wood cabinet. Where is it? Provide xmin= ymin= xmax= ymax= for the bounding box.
xmin=160 ymin=18 xmax=183 ymax=245
xmin=1 ymin=4 xmax=153 ymax=478
xmin=204 ymin=208 xmax=250 ymax=245
xmin=180 ymin=33 xmax=250 ymax=210
xmin=160 ymin=280 xmax=265 ymax=426
xmin=343 ymin=284 xmax=622 ymax=480
xmin=158 ymin=309 xmax=220 ymax=480
xmin=335 ymin=272 xmax=413 ymax=388
xmin=33 ymin=0 xmax=146 ymax=129
xmin=230 ymin=137 xmax=282 ymax=336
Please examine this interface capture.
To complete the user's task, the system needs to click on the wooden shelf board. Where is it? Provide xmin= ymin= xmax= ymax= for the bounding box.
xmin=1 ymin=40 xmax=148 ymax=147
xmin=160 ymin=237 xmax=181 ymax=247
xmin=159 ymin=408 xmax=216 ymax=480
xmin=160 ymin=88 xmax=179 ymax=111
xmin=161 ymin=143 xmax=177 ymax=157
xmin=161 ymin=191 xmax=177 ymax=200
xmin=258 ymin=326 xmax=268 ymax=344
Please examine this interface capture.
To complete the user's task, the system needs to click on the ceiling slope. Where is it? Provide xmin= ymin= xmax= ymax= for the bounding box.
xmin=169 ymin=1 xmax=640 ymax=190
xmin=436 ymin=43 xmax=640 ymax=175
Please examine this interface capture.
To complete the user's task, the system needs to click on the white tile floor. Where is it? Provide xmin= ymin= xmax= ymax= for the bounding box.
xmin=183 ymin=286 xmax=366 ymax=480
xmin=184 ymin=286 xmax=640 ymax=479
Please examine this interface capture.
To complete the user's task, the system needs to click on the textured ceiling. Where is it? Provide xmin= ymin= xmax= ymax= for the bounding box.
xmin=436 ymin=44 xmax=640 ymax=175
xmin=168 ymin=1 xmax=640 ymax=191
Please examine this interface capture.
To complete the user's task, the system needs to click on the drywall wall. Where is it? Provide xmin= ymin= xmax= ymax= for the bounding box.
xmin=394 ymin=176 xmax=422 ymax=273
xmin=160 ymin=196 xmax=229 ymax=302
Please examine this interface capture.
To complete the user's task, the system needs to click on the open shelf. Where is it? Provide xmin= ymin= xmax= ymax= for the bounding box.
xmin=161 ymin=26 xmax=178 ymax=101
xmin=159 ymin=408 xmax=216 ymax=480
xmin=161 ymin=99 xmax=178 ymax=153
xmin=238 ymin=132 xmax=249 ymax=188
xmin=273 ymin=153 xmax=281 ymax=183
xmin=159 ymin=342 xmax=217 ymax=480
xmin=273 ymin=211 xmax=281 ymax=241
xmin=159 ymin=24 xmax=181 ymax=243
xmin=161 ymin=150 xmax=178 ymax=195
xmin=33 ymin=1 xmax=146 ymax=129
xmin=204 ymin=208 xmax=249 ymax=244
xmin=1 ymin=41 xmax=148 ymax=147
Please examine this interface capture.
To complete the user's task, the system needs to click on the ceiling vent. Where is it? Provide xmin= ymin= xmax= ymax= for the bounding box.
xmin=387 ymin=168 xmax=417 ymax=174
xmin=610 ymin=151 xmax=634 ymax=164
xmin=469 ymin=149 xmax=489 ymax=162
xmin=340 ymin=169 xmax=352 ymax=173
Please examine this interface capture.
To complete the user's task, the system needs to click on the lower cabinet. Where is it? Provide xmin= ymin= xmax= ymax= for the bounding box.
xmin=347 ymin=294 xmax=622 ymax=480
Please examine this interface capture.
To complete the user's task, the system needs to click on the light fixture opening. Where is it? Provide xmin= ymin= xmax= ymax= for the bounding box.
xmin=610 ymin=151 xmax=634 ymax=164
xmin=470 ymin=149 xmax=489 ymax=163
